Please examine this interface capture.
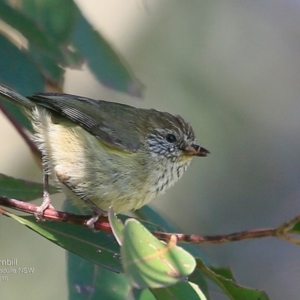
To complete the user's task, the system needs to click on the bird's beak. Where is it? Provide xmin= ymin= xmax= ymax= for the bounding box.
xmin=184 ymin=144 xmax=210 ymax=157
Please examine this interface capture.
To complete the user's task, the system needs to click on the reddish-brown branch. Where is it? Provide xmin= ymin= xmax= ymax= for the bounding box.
xmin=0 ymin=196 xmax=111 ymax=232
xmin=154 ymin=229 xmax=277 ymax=244
xmin=0 ymin=103 xmax=41 ymax=159
xmin=1 ymin=196 xmax=300 ymax=245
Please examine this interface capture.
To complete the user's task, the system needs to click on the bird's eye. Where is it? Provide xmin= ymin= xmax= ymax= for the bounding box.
xmin=166 ymin=134 xmax=177 ymax=143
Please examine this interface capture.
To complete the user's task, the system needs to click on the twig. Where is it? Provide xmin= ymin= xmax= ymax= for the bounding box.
xmin=0 ymin=196 xmax=111 ymax=232
xmin=0 ymin=103 xmax=41 ymax=159
xmin=1 ymin=196 xmax=300 ymax=246
xmin=276 ymin=215 xmax=300 ymax=245
xmin=154 ymin=229 xmax=277 ymax=244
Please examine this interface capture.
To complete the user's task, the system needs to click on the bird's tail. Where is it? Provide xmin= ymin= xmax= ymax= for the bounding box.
xmin=0 ymin=84 xmax=34 ymax=109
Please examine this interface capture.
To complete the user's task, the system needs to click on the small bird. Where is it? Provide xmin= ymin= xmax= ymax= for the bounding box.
xmin=0 ymin=85 xmax=209 ymax=225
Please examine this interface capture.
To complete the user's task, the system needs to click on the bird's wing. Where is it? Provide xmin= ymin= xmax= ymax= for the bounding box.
xmin=29 ymin=93 xmax=142 ymax=153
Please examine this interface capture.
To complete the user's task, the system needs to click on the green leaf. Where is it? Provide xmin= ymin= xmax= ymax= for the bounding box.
xmin=0 ymin=1 xmax=65 ymax=62
xmin=71 ymin=6 xmax=144 ymax=97
xmin=67 ymin=252 xmax=130 ymax=300
xmin=21 ymin=0 xmax=76 ymax=43
xmin=2 ymin=211 xmax=123 ymax=273
xmin=197 ymin=258 xmax=269 ymax=300
xmin=108 ymin=206 xmax=125 ymax=245
xmin=21 ymin=0 xmax=83 ymax=74
xmin=27 ymin=49 xmax=65 ymax=85
xmin=121 ymin=218 xmax=196 ymax=289
xmin=136 ymin=205 xmax=178 ymax=232
xmin=291 ymin=220 xmax=300 ymax=232
xmin=210 ymin=267 xmax=235 ymax=280
xmin=136 ymin=206 xmax=210 ymax=297
xmin=0 ymin=0 xmax=144 ymax=96
xmin=108 ymin=208 xmax=205 ymax=298
xmin=0 ymin=34 xmax=44 ymax=129
xmin=0 ymin=35 xmax=44 ymax=93
xmin=189 ymin=269 xmax=210 ymax=299
xmin=137 ymin=206 xmax=209 ymax=258
xmin=129 ymin=288 xmax=156 ymax=300
xmin=0 ymin=174 xmax=57 ymax=201
xmin=150 ymin=281 xmax=207 ymax=300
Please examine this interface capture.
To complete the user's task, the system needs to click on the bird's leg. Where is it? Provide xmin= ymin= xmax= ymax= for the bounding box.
xmin=34 ymin=172 xmax=54 ymax=221
xmin=75 ymin=194 xmax=107 ymax=228
xmin=55 ymin=168 xmax=107 ymax=229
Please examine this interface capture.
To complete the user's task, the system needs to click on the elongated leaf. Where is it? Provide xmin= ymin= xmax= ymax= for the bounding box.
xmin=27 ymin=49 xmax=65 ymax=85
xmin=129 ymin=289 xmax=156 ymax=299
xmin=0 ymin=34 xmax=44 ymax=129
xmin=71 ymin=6 xmax=144 ymax=97
xmin=67 ymin=252 xmax=130 ymax=300
xmin=151 ymin=281 xmax=206 ymax=300
xmin=0 ymin=1 xmax=65 ymax=62
xmin=210 ymin=267 xmax=235 ymax=281
xmin=0 ymin=174 xmax=57 ymax=201
xmin=197 ymin=258 xmax=269 ymax=300
xmin=108 ymin=206 xmax=125 ymax=245
xmin=21 ymin=0 xmax=83 ymax=77
xmin=291 ymin=220 xmax=300 ymax=232
xmin=2 ymin=211 xmax=122 ymax=272
xmin=21 ymin=0 xmax=76 ymax=43
xmin=189 ymin=269 xmax=210 ymax=299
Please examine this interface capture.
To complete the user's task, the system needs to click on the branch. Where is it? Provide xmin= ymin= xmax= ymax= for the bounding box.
xmin=1 ymin=196 xmax=300 ymax=246
xmin=0 ymin=196 xmax=111 ymax=232
xmin=0 ymin=102 xmax=41 ymax=160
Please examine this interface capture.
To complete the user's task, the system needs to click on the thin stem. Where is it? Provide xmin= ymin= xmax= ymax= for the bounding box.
xmin=0 ymin=102 xmax=41 ymax=159
xmin=1 ymin=196 xmax=300 ymax=246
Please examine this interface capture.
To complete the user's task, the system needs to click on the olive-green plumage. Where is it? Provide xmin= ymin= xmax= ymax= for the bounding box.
xmin=0 ymin=84 xmax=209 ymax=217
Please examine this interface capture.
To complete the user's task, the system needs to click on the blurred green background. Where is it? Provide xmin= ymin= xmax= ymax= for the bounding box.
xmin=1 ymin=0 xmax=300 ymax=299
